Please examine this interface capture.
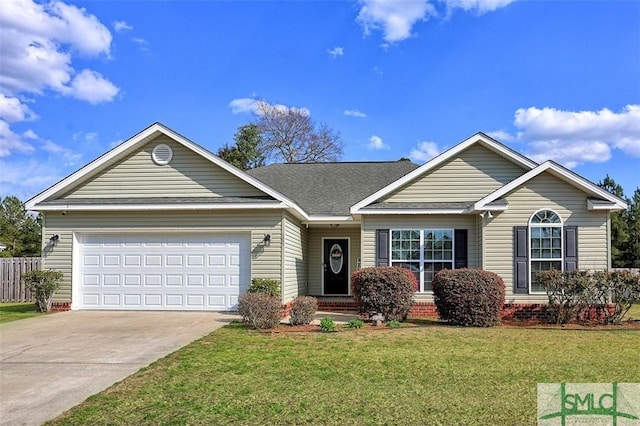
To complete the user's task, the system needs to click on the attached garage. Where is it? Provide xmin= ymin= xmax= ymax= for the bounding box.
xmin=74 ymin=233 xmax=250 ymax=311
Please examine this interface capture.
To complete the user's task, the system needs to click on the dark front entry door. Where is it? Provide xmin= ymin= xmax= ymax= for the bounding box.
xmin=323 ymin=239 xmax=349 ymax=295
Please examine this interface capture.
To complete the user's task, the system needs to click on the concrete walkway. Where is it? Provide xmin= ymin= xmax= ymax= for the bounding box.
xmin=0 ymin=311 xmax=236 ymax=426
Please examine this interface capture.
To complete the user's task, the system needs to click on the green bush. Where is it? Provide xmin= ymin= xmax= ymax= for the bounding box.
xmin=237 ymin=293 xmax=282 ymax=329
xmin=351 ymin=267 xmax=417 ymax=321
xmin=537 ymin=269 xmax=591 ymax=324
xmin=319 ymin=317 xmax=336 ymax=332
xmin=538 ymin=269 xmax=640 ymax=324
xmin=432 ymin=269 xmax=505 ymax=327
xmin=386 ymin=320 xmax=401 ymax=328
xmin=347 ymin=319 xmax=364 ymax=329
xmin=22 ymin=269 xmax=63 ymax=312
xmin=247 ymin=278 xmax=281 ymax=298
xmin=289 ymin=296 xmax=318 ymax=325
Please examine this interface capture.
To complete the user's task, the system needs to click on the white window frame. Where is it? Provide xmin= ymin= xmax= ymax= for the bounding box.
xmin=528 ymin=209 xmax=563 ymax=294
xmin=389 ymin=228 xmax=454 ymax=293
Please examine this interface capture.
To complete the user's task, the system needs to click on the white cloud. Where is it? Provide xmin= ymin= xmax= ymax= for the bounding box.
xmin=356 ymin=0 xmax=516 ymax=43
xmin=509 ymin=105 xmax=640 ymax=166
xmin=0 ymin=120 xmax=35 ymax=157
xmin=133 ymin=37 xmax=150 ymax=53
xmin=327 ymin=47 xmax=344 ymax=57
xmin=61 ymin=69 xmax=119 ymax=104
xmin=72 ymin=131 xmax=98 ymax=142
xmin=22 ymin=129 xmax=38 ymax=140
xmin=113 ymin=20 xmax=132 ymax=32
xmin=440 ymin=0 xmax=517 ymax=14
xmin=0 ymin=158 xmax=62 ymax=199
xmin=0 ymin=0 xmax=118 ymax=158
xmin=486 ymin=129 xmax=514 ymax=142
xmin=357 ymin=0 xmax=436 ymax=42
xmin=527 ymin=140 xmax=611 ymax=169
xmin=344 ymin=109 xmax=367 ymax=118
xmin=41 ymin=139 xmax=82 ymax=165
xmin=229 ymin=99 xmax=311 ymax=117
xmin=410 ymin=140 xmax=441 ymax=162
xmin=229 ymin=98 xmax=258 ymax=114
xmin=367 ymin=135 xmax=389 ymax=150
xmin=0 ymin=94 xmax=38 ymax=122
xmin=0 ymin=0 xmax=117 ymax=98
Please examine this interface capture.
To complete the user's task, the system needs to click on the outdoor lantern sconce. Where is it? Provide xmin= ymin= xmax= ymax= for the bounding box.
xmin=49 ymin=234 xmax=59 ymax=247
xmin=263 ymin=234 xmax=271 ymax=246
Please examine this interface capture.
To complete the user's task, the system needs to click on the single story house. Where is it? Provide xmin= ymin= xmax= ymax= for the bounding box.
xmin=25 ymin=123 xmax=627 ymax=315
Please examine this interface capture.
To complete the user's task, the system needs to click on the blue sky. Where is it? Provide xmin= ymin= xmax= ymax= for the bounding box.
xmin=1 ymin=0 xmax=639 ymax=202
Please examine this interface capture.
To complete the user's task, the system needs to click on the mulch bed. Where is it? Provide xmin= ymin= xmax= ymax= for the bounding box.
xmin=253 ymin=319 xmax=640 ymax=333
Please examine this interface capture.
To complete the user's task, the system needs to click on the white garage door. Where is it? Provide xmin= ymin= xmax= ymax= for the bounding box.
xmin=76 ymin=234 xmax=250 ymax=311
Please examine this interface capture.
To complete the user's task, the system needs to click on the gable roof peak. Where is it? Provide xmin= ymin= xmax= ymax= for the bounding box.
xmin=25 ymin=123 xmax=307 ymax=218
xmin=350 ymin=131 xmax=538 ymax=213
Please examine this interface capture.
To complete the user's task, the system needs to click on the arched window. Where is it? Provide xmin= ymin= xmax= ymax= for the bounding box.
xmin=529 ymin=209 xmax=563 ymax=293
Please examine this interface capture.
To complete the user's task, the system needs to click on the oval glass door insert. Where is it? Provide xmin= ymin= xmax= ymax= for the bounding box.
xmin=329 ymin=244 xmax=343 ymax=274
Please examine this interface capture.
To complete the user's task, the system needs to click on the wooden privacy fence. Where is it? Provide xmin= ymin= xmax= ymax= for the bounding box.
xmin=0 ymin=257 xmax=41 ymax=303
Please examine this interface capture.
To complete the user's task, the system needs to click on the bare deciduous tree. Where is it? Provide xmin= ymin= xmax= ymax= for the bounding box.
xmin=254 ymin=101 xmax=343 ymax=163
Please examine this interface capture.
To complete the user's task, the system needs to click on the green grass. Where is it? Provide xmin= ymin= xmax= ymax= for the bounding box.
xmin=627 ymin=302 xmax=640 ymax=320
xmin=0 ymin=302 xmax=41 ymax=324
xmin=48 ymin=322 xmax=640 ymax=426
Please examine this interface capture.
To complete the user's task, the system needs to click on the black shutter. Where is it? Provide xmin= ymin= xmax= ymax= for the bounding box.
xmin=454 ymin=229 xmax=468 ymax=269
xmin=564 ymin=226 xmax=578 ymax=272
xmin=513 ymin=226 xmax=528 ymax=294
xmin=376 ymin=229 xmax=389 ymax=266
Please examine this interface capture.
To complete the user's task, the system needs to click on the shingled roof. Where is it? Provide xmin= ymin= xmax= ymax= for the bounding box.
xmin=247 ymin=161 xmax=419 ymax=216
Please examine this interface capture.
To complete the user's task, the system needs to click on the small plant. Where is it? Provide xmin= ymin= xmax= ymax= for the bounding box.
xmin=22 ymin=269 xmax=63 ymax=312
xmin=289 ymin=296 xmax=318 ymax=325
xmin=386 ymin=320 xmax=401 ymax=328
xmin=347 ymin=319 xmax=364 ymax=329
xmin=237 ymin=292 xmax=282 ymax=329
xmin=247 ymin=278 xmax=281 ymax=298
xmin=319 ymin=317 xmax=336 ymax=332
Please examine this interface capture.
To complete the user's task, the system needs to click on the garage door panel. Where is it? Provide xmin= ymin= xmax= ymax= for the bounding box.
xmin=77 ymin=233 xmax=249 ymax=311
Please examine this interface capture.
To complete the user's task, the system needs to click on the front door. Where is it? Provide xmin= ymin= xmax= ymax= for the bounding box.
xmin=323 ymin=238 xmax=349 ymax=295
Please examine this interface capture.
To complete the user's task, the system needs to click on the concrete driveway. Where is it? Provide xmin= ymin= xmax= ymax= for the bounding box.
xmin=0 ymin=310 xmax=236 ymax=426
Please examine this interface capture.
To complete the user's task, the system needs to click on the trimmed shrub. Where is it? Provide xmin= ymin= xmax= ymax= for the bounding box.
xmin=432 ymin=269 xmax=505 ymax=327
xmin=538 ymin=269 xmax=640 ymax=324
xmin=237 ymin=292 xmax=282 ymax=329
xmin=247 ymin=278 xmax=281 ymax=298
xmin=351 ymin=266 xmax=418 ymax=321
xmin=289 ymin=296 xmax=318 ymax=325
xmin=22 ymin=269 xmax=63 ymax=312
xmin=537 ymin=269 xmax=591 ymax=324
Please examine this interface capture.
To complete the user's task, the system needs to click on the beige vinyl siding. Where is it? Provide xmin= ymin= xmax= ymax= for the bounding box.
xmin=361 ymin=215 xmax=477 ymax=301
xmin=42 ymin=210 xmax=283 ymax=302
xmin=483 ymin=173 xmax=609 ymax=303
xmin=307 ymin=226 xmax=361 ymax=295
xmin=384 ymin=144 xmax=527 ymax=203
xmin=282 ymin=213 xmax=308 ymax=303
xmin=61 ymin=137 xmax=266 ymax=199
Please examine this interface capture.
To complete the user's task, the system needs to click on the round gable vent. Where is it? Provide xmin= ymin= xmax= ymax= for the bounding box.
xmin=152 ymin=143 xmax=173 ymax=165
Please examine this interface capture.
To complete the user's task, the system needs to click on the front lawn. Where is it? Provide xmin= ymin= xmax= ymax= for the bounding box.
xmin=0 ymin=302 xmax=41 ymax=324
xmin=48 ymin=322 xmax=639 ymax=425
